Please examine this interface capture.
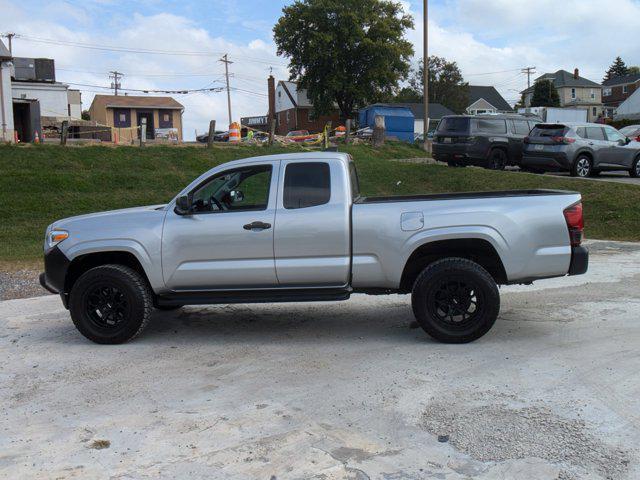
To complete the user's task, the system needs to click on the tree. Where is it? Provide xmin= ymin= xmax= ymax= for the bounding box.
xmin=629 ymin=66 xmax=640 ymax=75
xmin=273 ymin=0 xmax=414 ymax=120
xmin=604 ymin=56 xmax=629 ymax=82
xmin=530 ymin=80 xmax=560 ymax=107
xmin=405 ymin=56 xmax=470 ymax=114
xmin=81 ymin=110 xmax=91 ymax=121
xmin=394 ymin=86 xmax=422 ymax=103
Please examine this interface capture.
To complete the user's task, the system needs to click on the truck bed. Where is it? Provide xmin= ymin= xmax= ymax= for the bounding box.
xmin=355 ymin=189 xmax=576 ymax=204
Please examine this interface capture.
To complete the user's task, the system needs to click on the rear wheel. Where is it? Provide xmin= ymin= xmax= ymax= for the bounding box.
xmin=447 ymin=160 xmax=458 ymax=168
xmin=571 ymin=155 xmax=592 ymax=177
xmin=69 ymin=264 xmax=152 ymax=344
xmin=630 ymin=157 xmax=640 ymax=178
xmin=487 ymin=149 xmax=507 ymax=170
xmin=411 ymin=258 xmax=500 ymax=343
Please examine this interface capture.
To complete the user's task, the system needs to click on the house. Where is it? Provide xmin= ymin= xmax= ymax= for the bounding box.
xmin=522 ymin=69 xmax=603 ymax=122
xmin=273 ymin=80 xmax=340 ymax=135
xmin=88 ymin=94 xmax=184 ymax=143
xmin=466 ymin=86 xmax=513 ymax=114
xmin=0 ymin=39 xmax=14 ymax=142
xmin=602 ymin=73 xmax=640 ymax=117
xmin=391 ymin=102 xmax=455 ymax=134
xmin=613 ymin=87 xmax=640 ymax=121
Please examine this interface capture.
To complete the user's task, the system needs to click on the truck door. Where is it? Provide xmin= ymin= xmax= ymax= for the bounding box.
xmin=274 ymin=160 xmax=351 ymax=286
xmin=162 ymin=161 xmax=279 ymax=290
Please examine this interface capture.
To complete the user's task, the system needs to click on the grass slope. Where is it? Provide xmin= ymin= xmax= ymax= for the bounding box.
xmin=0 ymin=143 xmax=638 ymax=263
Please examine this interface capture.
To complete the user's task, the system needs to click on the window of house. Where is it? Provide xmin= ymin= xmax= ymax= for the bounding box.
xmin=571 ymin=88 xmax=576 ymax=99
xmin=623 ymin=85 xmax=628 ymax=94
xmin=593 ymin=107 xmax=597 ymax=117
xmin=590 ymin=89 xmax=595 ymax=100
xmin=286 ymin=110 xmax=290 ymax=124
xmin=113 ymin=108 xmax=130 ymax=128
xmin=603 ymin=87 xmax=612 ymax=97
xmin=283 ymin=162 xmax=331 ymax=209
xmin=119 ymin=113 xmax=126 ymax=122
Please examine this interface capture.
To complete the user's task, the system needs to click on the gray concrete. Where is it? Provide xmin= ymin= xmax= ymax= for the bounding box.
xmin=2 ymin=240 xmax=640 ymax=479
xmin=543 ymin=170 xmax=640 ymax=186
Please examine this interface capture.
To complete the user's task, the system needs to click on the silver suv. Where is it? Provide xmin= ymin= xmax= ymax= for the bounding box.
xmin=522 ymin=122 xmax=640 ymax=177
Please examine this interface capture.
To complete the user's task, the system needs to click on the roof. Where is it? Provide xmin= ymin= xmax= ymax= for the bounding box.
xmin=360 ymin=104 xmax=414 ymax=118
xmin=468 ymin=86 xmax=513 ymax=112
xmin=89 ymin=94 xmax=184 ymax=111
xmin=0 ymin=40 xmax=11 ymax=60
xmin=278 ymin=81 xmax=312 ymax=108
xmin=602 ymin=73 xmax=640 ymax=87
xmin=523 ymin=70 xmax=601 ymax=93
xmin=391 ymin=103 xmax=456 ymax=120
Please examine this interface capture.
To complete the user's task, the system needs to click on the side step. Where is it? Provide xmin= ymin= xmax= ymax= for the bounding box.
xmin=156 ymin=287 xmax=351 ymax=306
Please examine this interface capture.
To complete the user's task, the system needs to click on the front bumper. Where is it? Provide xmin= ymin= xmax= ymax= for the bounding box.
xmin=568 ymin=246 xmax=589 ymax=276
xmin=40 ymin=245 xmax=71 ymax=307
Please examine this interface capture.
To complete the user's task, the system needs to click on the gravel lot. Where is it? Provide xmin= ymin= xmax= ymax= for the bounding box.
xmin=1 ymin=240 xmax=640 ymax=479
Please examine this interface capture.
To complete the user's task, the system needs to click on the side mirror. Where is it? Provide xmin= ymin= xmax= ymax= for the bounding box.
xmin=229 ymin=190 xmax=245 ymax=203
xmin=174 ymin=194 xmax=192 ymax=215
xmin=625 ymin=137 xmax=632 ymax=145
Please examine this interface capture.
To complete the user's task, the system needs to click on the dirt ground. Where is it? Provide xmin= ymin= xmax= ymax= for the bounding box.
xmin=1 ymin=240 xmax=639 ymax=479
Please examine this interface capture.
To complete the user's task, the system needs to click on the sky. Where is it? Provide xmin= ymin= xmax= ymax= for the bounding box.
xmin=2 ymin=0 xmax=640 ymax=140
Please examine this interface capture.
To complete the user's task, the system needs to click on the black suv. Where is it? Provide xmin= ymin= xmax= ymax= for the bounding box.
xmin=432 ymin=114 xmax=541 ymax=169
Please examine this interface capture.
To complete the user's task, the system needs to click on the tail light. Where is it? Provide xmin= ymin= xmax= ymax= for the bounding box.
xmin=563 ymin=202 xmax=584 ymax=247
xmin=551 ymin=136 xmax=576 ymax=144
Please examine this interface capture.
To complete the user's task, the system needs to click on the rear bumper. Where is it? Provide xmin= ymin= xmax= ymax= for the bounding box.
xmin=568 ymin=246 xmax=589 ymax=276
xmin=522 ymin=152 xmax=571 ymax=170
xmin=432 ymin=144 xmax=489 ymax=165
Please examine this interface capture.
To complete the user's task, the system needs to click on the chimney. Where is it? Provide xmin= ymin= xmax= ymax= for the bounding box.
xmin=267 ymin=75 xmax=276 ymax=122
xmin=574 ymin=68 xmax=579 ymax=79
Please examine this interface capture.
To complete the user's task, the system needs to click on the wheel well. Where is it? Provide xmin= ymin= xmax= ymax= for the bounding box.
xmin=575 ymin=150 xmax=593 ymax=161
xmin=489 ymin=145 xmax=508 ymax=156
xmin=65 ymin=251 xmax=149 ymax=293
xmin=399 ymin=239 xmax=507 ymax=292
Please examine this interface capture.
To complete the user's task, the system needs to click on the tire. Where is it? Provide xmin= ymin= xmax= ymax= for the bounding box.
xmin=571 ymin=155 xmax=592 ymax=178
xmin=69 ymin=264 xmax=153 ymax=344
xmin=487 ymin=149 xmax=507 ymax=170
xmin=631 ymin=157 xmax=640 ymax=178
xmin=155 ymin=304 xmax=183 ymax=311
xmin=411 ymin=258 xmax=500 ymax=344
xmin=447 ymin=160 xmax=458 ymax=168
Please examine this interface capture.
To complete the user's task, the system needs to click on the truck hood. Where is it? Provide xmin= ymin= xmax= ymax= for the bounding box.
xmin=49 ymin=204 xmax=167 ymax=232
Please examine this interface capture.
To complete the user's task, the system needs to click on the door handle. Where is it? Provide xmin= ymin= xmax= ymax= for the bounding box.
xmin=243 ymin=221 xmax=271 ymax=231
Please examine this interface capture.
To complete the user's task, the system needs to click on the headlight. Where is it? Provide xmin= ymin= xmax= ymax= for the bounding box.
xmin=47 ymin=230 xmax=69 ymax=249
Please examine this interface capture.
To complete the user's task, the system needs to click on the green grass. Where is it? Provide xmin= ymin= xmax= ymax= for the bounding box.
xmin=0 ymin=142 xmax=638 ymax=263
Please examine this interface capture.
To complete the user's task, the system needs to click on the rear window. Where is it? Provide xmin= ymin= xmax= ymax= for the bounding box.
xmin=530 ymin=125 xmax=568 ymax=138
xmin=437 ymin=117 xmax=470 ymax=133
xmin=472 ymin=118 xmax=507 ymax=134
xmin=586 ymin=127 xmax=605 ymax=141
xmin=283 ymin=162 xmax=331 ymax=209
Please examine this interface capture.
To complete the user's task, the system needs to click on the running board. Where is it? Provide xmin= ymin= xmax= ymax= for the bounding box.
xmin=156 ymin=287 xmax=352 ymax=306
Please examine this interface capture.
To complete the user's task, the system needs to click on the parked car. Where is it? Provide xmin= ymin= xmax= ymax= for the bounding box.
xmin=522 ymin=123 xmax=640 ymax=178
xmin=195 ymin=131 xmax=227 ymax=143
xmin=619 ymin=125 xmax=640 ymax=142
xmin=432 ymin=114 xmax=541 ymax=169
xmin=40 ymin=152 xmax=588 ymax=345
xmin=285 ymin=130 xmax=319 ymax=143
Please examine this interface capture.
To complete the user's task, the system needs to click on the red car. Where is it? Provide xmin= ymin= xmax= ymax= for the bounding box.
xmin=620 ymin=125 xmax=640 ymax=143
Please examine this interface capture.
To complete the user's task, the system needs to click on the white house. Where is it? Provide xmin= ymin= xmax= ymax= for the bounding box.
xmin=0 ymin=39 xmax=13 ymax=142
xmin=614 ymin=88 xmax=640 ymax=121
xmin=12 ymin=81 xmax=75 ymax=119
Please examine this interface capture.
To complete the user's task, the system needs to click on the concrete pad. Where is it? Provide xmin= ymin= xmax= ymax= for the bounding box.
xmin=1 ymin=241 xmax=640 ymax=479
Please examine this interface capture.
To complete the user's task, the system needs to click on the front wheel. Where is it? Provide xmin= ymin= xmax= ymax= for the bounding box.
xmin=630 ymin=157 xmax=640 ymax=178
xmin=69 ymin=264 xmax=153 ymax=344
xmin=411 ymin=258 xmax=500 ymax=343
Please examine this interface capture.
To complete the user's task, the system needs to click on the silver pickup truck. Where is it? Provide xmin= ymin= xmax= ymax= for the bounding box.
xmin=40 ymin=152 xmax=588 ymax=345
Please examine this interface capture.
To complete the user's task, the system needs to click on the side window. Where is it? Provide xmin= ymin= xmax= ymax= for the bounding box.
xmin=283 ymin=162 xmax=331 ymax=209
xmin=472 ymin=119 xmax=507 ymax=134
xmin=191 ymin=165 xmax=272 ymax=213
xmin=586 ymin=127 xmax=605 ymax=141
xmin=604 ymin=127 xmax=626 ymax=143
xmin=575 ymin=127 xmax=587 ymax=138
xmin=512 ymin=120 xmax=530 ymax=135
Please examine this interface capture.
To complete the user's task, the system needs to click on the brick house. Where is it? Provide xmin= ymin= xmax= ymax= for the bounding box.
xmin=274 ymin=80 xmax=340 ymax=135
xmin=522 ymin=69 xmax=603 ymax=122
xmin=602 ymin=73 xmax=640 ymax=118
xmin=88 ymin=94 xmax=184 ymax=142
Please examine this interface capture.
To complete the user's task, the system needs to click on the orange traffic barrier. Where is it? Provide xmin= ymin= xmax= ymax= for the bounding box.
xmin=34 ymin=131 xmax=40 ymax=144
xmin=229 ymin=122 xmax=240 ymax=143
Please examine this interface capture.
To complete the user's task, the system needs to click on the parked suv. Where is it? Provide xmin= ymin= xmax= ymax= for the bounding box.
xmin=432 ymin=114 xmax=541 ymax=169
xmin=522 ymin=123 xmax=640 ymax=178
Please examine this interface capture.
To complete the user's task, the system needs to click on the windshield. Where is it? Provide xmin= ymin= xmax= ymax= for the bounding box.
xmin=620 ymin=126 xmax=640 ymax=136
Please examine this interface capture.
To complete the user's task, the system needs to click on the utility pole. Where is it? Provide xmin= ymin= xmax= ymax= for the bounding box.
xmin=422 ymin=0 xmax=429 ymax=152
xmin=220 ymin=54 xmax=233 ymax=126
xmin=521 ymin=66 xmax=536 ymax=89
xmin=3 ymin=33 xmax=15 ymax=54
xmin=109 ymin=71 xmax=123 ymax=96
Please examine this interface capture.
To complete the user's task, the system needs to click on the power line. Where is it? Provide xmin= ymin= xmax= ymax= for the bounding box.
xmin=64 ymin=81 xmax=224 ymax=95
xmin=521 ymin=66 xmax=537 ymax=89
xmin=220 ymin=54 xmax=233 ymax=125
